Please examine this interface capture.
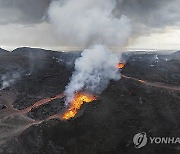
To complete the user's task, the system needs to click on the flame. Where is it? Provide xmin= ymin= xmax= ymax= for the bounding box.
xmin=117 ymin=63 xmax=125 ymax=69
xmin=62 ymin=92 xmax=96 ymax=120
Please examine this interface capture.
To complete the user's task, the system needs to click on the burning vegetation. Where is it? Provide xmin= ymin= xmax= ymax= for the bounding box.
xmin=62 ymin=92 xmax=96 ymax=120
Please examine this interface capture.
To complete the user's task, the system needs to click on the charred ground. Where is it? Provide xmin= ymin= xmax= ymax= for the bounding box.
xmin=0 ymin=48 xmax=180 ymax=154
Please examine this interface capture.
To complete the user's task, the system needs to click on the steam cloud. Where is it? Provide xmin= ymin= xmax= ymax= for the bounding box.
xmin=65 ymin=45 xmax=120 ymax=104
xmin=48 ymin=0 xmax=131 ymax=104
xmin=48 ymin=0 xmax=131 ymax=47
xmin=0 ymin=72 xmax=20 ymax=90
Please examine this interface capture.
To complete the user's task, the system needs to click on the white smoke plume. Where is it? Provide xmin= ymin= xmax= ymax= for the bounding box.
xmin=65 ymin=45 xmax=120 ymax=103
xmin=0 ymin=72 xmax=20 ymax=90
xmin=48 ymin=0 xmax=131 ymax=104
xmin=48 ymin=0 xmax=131 ymax=48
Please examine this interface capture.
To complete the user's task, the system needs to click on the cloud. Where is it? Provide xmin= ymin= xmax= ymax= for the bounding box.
xmin=115 ymin=0 xmax=180 ymax=34
xmin=0 ymin=22 xmax=60 ymax=50
xmin=1 ymin=0 xmax=180 ymax=31
xmin=48 ymin=0 xmax=131 ymax=48
xmin=0 ymin=0 xmax=50 ymax=24
xmin=0 ymin=0 xmax=180 ymax=49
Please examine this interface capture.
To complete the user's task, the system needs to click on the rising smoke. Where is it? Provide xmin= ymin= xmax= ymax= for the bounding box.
xmin=0 ymin=72 xmax=21 ymax=90
xmin=48 ymin=0 xmax=131 ymax=104
xmin=65 ymin=45 xmax=120 ymax=104
xmin=48 ymin=0 xmax=131 ymax=48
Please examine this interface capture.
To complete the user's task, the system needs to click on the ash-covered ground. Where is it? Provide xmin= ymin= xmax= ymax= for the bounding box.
xmin=0 ymin=48 xmax=180 ymax=154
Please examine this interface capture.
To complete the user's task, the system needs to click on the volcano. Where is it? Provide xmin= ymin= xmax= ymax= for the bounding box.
xmin=0 ymin=48 xmax=180 ymax=154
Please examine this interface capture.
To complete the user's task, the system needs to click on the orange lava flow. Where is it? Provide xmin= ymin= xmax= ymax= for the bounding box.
xmin=62 ymin=92 xmax=96 ymax=120
xmin=32 ymin=93 xmax=64 ymax=109
xmin=20 ymin=93 xmax=65 ymax=114
xmin=117 ymin=63 xmax=125 ymax=69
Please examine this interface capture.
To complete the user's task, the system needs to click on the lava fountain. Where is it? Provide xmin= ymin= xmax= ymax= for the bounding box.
xmin=62 ymin=92 xmax=96 ymax=120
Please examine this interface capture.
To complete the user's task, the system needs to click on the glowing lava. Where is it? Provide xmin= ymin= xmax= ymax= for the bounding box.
xmin=20 ymin=93 xmax=65 ymax=114
xmin=62 ymin=92 xmax=96 ymax=120
xmin=117 ymin=63 xmax=125 ymax=69
xmin=32 ymin=93 xmax=64 ymax=109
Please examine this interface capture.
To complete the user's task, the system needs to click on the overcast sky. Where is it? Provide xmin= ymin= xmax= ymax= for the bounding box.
xmin=0 ymin=0 xmax=180 ymax=51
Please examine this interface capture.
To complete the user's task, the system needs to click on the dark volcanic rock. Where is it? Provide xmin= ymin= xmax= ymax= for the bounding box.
xmin=122 ymin=52 xmax=180 ymax=86
xmin=0 ymin=48 xmax=180 ymax=154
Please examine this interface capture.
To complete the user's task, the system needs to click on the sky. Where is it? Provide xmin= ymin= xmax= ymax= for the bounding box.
xmin=0 ymin=0 xmax=180 ymax=51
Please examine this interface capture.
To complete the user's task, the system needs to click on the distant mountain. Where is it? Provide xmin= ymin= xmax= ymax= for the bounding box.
xmin=170 ymin=51 xmax=180 ymax=60
xmin=12 ymin=47 xmax=56 ymax=54
xmin=0 ymin=48 xmax=8 ymax=54
xmin=11 ymin=47 xmax=81 ymax=67
xmin=171 ymin=50 xmax=180 ymax=56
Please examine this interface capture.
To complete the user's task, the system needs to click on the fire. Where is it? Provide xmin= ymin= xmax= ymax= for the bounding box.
xmin=62 ymin=92 xmax=96 ymax=120
xmin=117 ymin=63 xmax=125 ymax=69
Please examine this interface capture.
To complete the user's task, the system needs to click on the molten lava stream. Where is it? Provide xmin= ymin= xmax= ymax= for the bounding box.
xmin=121 ymin=74 xmax=180 ymax=91
xmin=19 ymin=93 xmax=65 ymax=115
xmin=62 ymin=92 xmax=96 ymax=120
xmin=32 ymin=93 xmax=64 ymax=109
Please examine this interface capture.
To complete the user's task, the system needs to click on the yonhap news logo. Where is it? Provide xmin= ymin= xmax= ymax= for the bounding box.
xmin=133 ymin=132 xmax=180 ymax=149
xmin=133 ymin=132 xmax=147 ymax=148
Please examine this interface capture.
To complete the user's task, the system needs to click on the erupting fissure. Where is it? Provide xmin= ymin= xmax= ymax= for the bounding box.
xmin=62 ymin=92 xmax=96 ymax=120
xmin=61 ymin=62 xmax=124 ymax=120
